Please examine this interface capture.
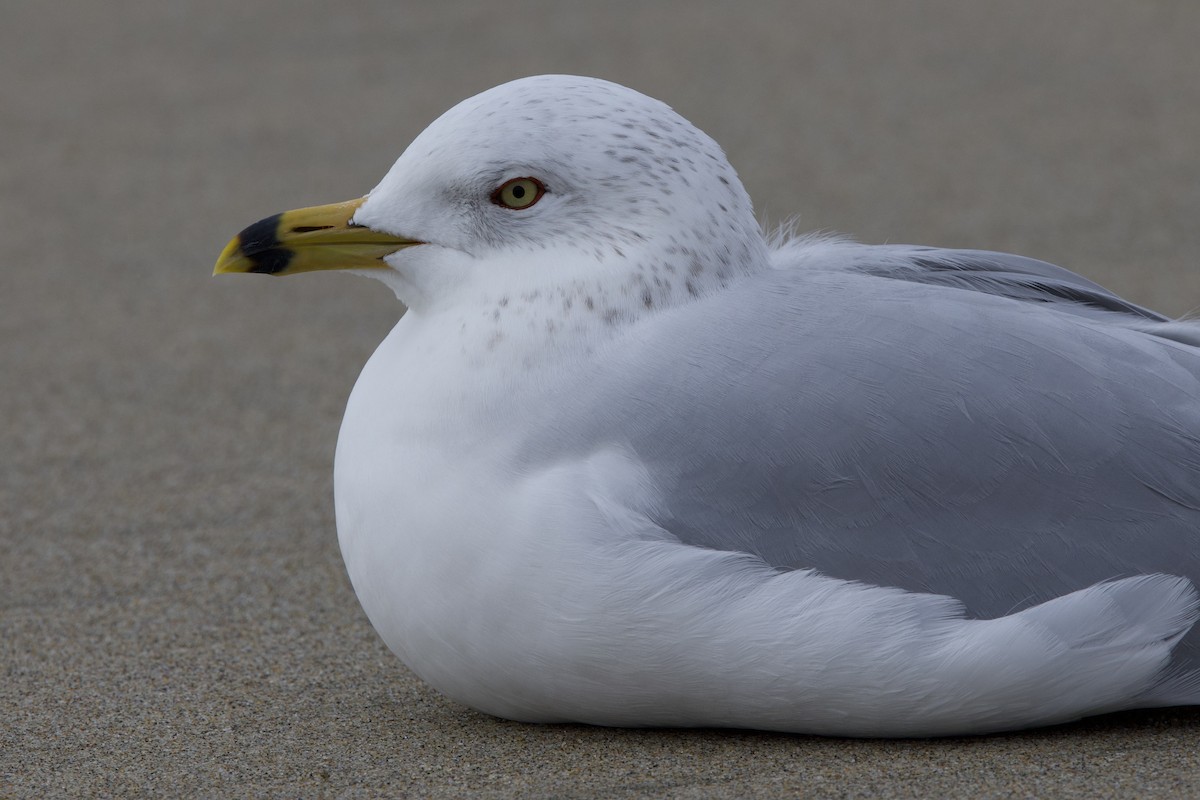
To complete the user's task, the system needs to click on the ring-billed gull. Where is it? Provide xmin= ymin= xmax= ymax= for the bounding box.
xmin=215 ymin=75 xmax=1200 ymax=737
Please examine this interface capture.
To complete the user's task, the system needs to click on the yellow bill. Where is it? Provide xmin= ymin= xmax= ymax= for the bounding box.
xmin=214 ymin=197 xmax=419 ymax=276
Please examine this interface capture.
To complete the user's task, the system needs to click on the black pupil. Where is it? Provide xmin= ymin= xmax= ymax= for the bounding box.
xmin=511 ymin=184 xmax=526 ymax=199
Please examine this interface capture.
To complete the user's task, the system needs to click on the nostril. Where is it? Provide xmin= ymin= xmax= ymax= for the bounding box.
xmin=292 ymin=225 xmax=334 ymax=233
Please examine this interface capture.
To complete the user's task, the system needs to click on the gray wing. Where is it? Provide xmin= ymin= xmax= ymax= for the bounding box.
xmin=535 ymin=244 xmax=1200 ymax=627
xmin=842 ymin=245 xmax=1170 ymax=321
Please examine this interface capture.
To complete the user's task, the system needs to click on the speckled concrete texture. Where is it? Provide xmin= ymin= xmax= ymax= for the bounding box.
xmin=4 ymin=1 xmax=1200 ymax=797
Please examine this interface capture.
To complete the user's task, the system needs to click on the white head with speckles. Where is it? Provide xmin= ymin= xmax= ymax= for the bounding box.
xmin=352 ymin=75 xmax=769 ymax=321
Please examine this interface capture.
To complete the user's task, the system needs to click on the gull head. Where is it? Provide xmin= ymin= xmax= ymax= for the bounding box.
xmin=215 ymin=75 xmax=768 ymax=318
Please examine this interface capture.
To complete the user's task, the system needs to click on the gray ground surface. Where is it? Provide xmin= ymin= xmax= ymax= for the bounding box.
xmin=4 ymin=1 xmax=1200 ymax=797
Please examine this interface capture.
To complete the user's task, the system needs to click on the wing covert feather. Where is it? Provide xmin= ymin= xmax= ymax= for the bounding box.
xmin=533 ymin=249 xmax=1200 ymax=625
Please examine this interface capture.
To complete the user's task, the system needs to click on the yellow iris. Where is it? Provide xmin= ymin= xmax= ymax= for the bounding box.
xmin=494 ymin=177 xmax=545 ymax=209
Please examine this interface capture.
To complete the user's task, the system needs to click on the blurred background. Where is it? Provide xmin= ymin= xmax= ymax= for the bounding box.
xmin=4 ymin=1 xmax=1199 ymax=796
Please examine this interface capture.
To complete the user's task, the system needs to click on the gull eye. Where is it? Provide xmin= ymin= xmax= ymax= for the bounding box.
xmin=492 ymin=177 xmax=546 ymax=210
